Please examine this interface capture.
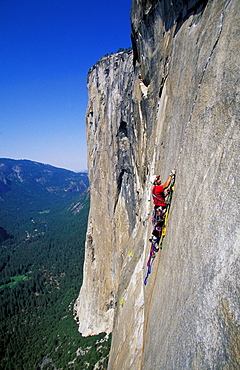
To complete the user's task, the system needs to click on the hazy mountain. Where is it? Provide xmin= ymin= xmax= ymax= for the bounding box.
xmin=0 ymin=158 xmax=89 ymax=236
xmin=0 ymin=158 xmax=89 ymax=197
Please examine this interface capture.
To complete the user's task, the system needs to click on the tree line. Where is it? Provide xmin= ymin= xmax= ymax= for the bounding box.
xmin=0 ymin=190 xmax=111 ymax=369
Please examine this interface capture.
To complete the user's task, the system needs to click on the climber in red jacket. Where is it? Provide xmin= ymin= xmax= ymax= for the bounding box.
xmin=151 ymin=170 xmax=175 ymax=209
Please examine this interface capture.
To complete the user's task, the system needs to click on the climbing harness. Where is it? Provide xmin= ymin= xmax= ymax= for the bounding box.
xmin=144 ymin=171 xmax=175 ymax=285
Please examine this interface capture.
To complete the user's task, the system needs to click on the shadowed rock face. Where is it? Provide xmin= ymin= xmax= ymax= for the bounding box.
xmin=75 ymin=0 xmax=239 ymax=368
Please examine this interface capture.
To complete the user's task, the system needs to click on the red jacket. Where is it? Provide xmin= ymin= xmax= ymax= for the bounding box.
xmin=152 ymin=184 xmax=166 ymax=206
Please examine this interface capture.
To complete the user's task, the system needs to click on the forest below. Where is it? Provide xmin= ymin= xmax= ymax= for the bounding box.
xmin=0 ymin=159 xmax=111 ymax=369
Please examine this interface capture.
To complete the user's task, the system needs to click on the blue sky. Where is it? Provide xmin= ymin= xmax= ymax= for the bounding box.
xmin=0 ymin=0 xmax=132 ymax=172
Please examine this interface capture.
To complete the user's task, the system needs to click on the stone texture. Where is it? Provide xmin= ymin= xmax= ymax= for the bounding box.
xmin=75 ymin=0 xmax=239 ymax=368
xmin=74 ymin=50 xmax=139 ymax=336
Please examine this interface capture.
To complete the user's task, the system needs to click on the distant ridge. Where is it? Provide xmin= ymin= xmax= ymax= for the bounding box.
xmin=0 ymin=158 xmax=89 ymax=197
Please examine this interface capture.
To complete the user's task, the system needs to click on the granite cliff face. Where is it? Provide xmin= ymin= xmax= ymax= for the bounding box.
xmin=75 ymin=0 xmax=239 ymax=368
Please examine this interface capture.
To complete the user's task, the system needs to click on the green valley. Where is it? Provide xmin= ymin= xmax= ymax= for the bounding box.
xmin=0 ymin=159 xmax=111 ymax=369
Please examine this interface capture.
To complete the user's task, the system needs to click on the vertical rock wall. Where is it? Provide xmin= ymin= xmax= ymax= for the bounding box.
xmin=75 ymin=0 xmax=239 ymax=368
xmin=74 ymin=50 xmax=141 ymax=336
xmin=130 ymin=0 xmax=240 ymax=369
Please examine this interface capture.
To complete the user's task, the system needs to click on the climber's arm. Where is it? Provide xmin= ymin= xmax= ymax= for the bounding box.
xmin=163 ymin=169 xmax=176 ymax=189
xmin=163 ymin=175 xmax=172 ymax=189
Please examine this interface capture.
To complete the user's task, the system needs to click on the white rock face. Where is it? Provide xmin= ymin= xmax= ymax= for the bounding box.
xmin=74 ymin=51 xmax=140 ymax=337
xmin=75 ymin=1 xmax=240 ymax=368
